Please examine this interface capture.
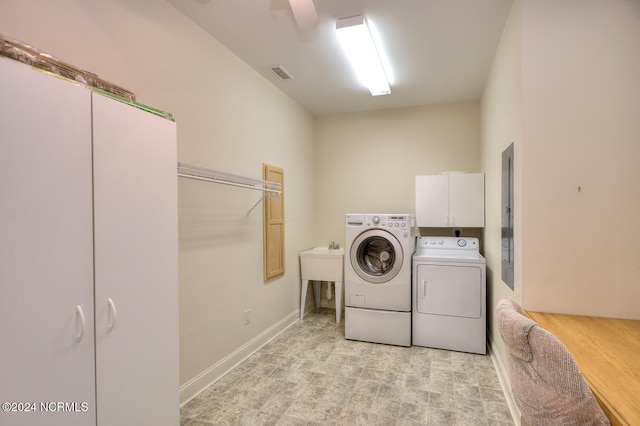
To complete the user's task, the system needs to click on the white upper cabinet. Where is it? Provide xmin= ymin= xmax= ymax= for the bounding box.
xmin=416 ymin=173 xmax=485 ymax=227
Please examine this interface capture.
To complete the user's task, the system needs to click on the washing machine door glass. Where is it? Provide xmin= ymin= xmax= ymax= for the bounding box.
xmin=350 ymin=229 xmax=403 ymax=284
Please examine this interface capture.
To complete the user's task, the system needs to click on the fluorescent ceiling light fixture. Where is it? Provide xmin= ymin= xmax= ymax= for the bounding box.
xmin=336 ymin=15 xmax=390 ymax=96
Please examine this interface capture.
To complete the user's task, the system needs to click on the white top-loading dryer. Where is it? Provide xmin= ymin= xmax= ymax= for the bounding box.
xmin=412 ymin=236 xmax=486 ymax=354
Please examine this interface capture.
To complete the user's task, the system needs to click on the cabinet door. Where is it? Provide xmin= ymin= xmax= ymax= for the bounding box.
xmin=0 ymin=59 xmax=96 ymax=425
xmin=92 ymin=93 xmax=179 ymax=425
xmin=449 ymin=173 xmax=484 ymax=227
xmin=415 ymin=174 xmax=449 ymax=226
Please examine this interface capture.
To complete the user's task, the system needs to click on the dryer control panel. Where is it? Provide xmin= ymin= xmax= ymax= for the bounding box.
xmin=417 ymin=236 xmax=479 ymax=251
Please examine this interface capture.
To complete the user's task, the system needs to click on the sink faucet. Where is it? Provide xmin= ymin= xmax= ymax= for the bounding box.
xmin=329 ymin=241 xmax=340 ymax=249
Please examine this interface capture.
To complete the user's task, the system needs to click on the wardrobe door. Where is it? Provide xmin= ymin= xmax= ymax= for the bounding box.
xmin=92 ymin=93 xmax=179 ymax=425
xmin=0 ymin=59 xmax=96 ymax=425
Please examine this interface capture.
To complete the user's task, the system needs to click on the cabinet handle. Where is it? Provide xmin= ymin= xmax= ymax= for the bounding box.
xmin=107 ymin=298 xmax=117 ymax=332
xmin=450 ymin=214 xmax=455 ymax=226
xmin=75 ymin=305 xmax=86 ymax=342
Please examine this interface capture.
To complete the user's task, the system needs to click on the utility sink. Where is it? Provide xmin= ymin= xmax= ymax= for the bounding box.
xmin=299 ymin=247 xmax=345 ymax=323
xmin=300 ymin=247 xmax=344 ymax=282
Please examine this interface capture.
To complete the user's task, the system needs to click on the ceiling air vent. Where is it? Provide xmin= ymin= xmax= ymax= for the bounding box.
xmin=271 ymin=65 xmax=294 ymax=80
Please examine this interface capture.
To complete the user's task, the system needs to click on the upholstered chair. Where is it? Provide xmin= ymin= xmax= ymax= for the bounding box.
xmin=495 ymin=298 xmax=609 ymax=426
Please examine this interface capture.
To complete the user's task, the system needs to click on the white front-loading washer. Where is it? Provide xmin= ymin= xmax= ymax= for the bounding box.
xmin=345 ymin=214 xmax=415 ymax=346
xmin=412 ymin=236 xmax=486 ymax=354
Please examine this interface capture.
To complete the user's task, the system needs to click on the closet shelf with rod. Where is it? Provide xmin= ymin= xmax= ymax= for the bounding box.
xmin=177 ymin=162 xmax=282 ymax=216
xmin=177 ymin=162 xmax=281 ymax=196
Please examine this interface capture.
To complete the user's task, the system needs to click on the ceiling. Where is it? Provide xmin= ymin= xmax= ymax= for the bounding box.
xmin=166 ymin=0 xmax=514 ymax=116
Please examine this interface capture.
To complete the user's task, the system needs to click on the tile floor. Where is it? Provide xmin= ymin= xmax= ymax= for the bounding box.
xmin=180 ymin=309 xmax=514 ymax=426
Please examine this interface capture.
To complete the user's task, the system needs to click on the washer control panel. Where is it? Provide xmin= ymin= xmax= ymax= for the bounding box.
xmin=417 ymin=236 xmax=479 ymax=251
xmin=366 ymin=214 xmax=410 ymax=229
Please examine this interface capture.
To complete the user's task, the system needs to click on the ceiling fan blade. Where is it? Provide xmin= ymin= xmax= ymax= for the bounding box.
xmin=289 ymin=0 xmax=318 ymax=29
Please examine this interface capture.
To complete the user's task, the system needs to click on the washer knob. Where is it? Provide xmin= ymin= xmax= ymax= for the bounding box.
xmin=372 ymin=216 xmax=380 ymax=224
xmin=457 ymin=239 xmax=467 ymax=247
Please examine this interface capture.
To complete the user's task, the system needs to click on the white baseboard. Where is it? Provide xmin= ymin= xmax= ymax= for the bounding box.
xmin=179 ymin=309 xmax=299 ymax=406
xmin=488 ymin=335 xmax=521 ymax=425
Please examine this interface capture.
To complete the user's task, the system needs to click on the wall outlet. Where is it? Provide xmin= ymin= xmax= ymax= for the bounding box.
xmin=244 ymin=308 xmax=251 ymax=325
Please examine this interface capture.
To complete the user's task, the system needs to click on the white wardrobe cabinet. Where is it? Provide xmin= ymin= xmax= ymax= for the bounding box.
xmin=415 ymin=173 xmax=485 ymax=227
xmin=0 ymin=57 xmax=179 ymax=426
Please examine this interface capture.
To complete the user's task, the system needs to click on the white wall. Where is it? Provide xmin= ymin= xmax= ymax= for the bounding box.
xmin=520 ymin=0 xmax=640 ymax=318
xmin=311 ymin=102 xmax=482 ymax=311
xmin=482 ymin=3 xmax=640 ymax=417
xmin=314 ymin=101 xmax=482 ymax=246
xmin=0 ymin=0 xmax=315 ymax=403
xmin=480 ymin=0 xmax=523 ymax=363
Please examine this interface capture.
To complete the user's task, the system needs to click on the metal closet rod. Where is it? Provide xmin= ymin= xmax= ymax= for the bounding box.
xmin=177 ymin=161 xmax=282 ymax=197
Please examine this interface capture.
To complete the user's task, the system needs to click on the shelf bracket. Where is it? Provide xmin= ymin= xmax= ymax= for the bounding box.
xmin=246 ymin=196 xmax=264 ymax=217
